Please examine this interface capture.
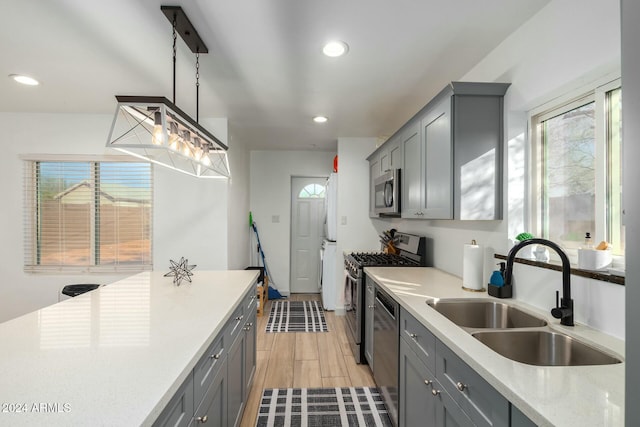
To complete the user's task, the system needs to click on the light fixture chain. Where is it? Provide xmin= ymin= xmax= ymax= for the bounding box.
xmin=196 ymin=51 xmax=200 ymax=123
xmin=172 ymin=17 xmax=177 ymax=104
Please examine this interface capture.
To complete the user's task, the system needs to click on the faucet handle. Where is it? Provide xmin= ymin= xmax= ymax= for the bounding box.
xmin=555 ymin=290 xmax=559 ymax=308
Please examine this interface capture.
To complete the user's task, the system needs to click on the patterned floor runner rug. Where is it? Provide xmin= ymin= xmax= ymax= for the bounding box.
xmin=256 ymin=387 xmax=392 ymax=427
xmin=265 ymin=300 xmax=328 ymax=333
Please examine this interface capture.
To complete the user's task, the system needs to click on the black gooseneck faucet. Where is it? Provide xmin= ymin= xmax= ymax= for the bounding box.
xmin=504 ymin=238 xmax=574 ymax=326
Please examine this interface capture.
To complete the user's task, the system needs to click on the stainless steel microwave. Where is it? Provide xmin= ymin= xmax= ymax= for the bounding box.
xmin=374 ymin=169 xmax=401 ymax=216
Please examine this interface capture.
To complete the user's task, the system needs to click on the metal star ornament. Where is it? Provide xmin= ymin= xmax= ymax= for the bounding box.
xmin=164 ymin=257 xmax=197 ymax=286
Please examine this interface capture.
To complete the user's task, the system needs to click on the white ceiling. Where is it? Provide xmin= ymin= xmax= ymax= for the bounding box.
xmin=2 ymin=0 xmax=550 ymax=151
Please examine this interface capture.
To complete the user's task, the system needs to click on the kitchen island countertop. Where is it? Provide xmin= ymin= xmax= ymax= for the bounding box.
xmin=0 ymin=270 xmax=258 ymax=426
xmin=365 ymin=266 xmax=624 ymax=427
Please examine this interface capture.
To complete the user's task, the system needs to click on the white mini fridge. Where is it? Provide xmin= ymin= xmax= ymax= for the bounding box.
xmin=320 ymin=240 xmax=337 ymax=310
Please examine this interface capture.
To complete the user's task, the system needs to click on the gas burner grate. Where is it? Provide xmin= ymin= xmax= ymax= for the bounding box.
xmin=349 ymin=252 xmax=420 ymax=267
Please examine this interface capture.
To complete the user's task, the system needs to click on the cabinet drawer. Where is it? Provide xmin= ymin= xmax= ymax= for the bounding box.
xmin=193 ymin=334 xmax=225 ymax=405
xmin=400 ymin=307 xmax=436 ymax=373
xmin=153 ymin=372 xmax=194 ymax=427
xmin=436 ymin=341 xmax=509 ymax=427
xmin=226 ymin=304 xmax=245 ymax=346
xmin=243 ymin=287 xmax=258 ymax=314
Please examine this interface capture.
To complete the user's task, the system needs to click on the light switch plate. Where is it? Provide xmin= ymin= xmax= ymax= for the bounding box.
xmin=272 ymin=215 xmax=280 ymax=223
xmin=341 ymin=216 xmax=347 ymax=225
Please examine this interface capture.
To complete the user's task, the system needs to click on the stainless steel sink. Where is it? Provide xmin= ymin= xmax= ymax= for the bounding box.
xmin=426 ymin=299 xmax=547 ymax=329
xmin=472 ymin=330 xmax=622 ymax=366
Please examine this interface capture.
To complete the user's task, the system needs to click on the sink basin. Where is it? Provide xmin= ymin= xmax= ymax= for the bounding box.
xmin=426 ymin=299 xmax=547 ymax=329
xmin=472 ymin=330 xmax=622 ymax=366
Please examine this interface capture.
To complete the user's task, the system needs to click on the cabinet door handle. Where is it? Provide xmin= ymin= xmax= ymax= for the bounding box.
xmin=210 ymin=351 xmax=222 ymax=360
xmin=235 ymin=315 xmax=244 ymax=321
xmin=431 ymin=389 xmax=441 ymax=396
xmin=409 ymin=333 xmax=417 ymax=340
xmin=424 ymin=379 xmax=432 ymax=386
xmin=196 ymin=414 xmax=208 ymax=423
xmin=368 ymin=305 xmax=376 ymax=309
xmin=456 ymin=381 xmax=467 ymax=392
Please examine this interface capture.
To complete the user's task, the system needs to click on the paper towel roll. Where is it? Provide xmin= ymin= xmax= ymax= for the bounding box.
xmin=463 ymin=243 xmax=485 ymax=291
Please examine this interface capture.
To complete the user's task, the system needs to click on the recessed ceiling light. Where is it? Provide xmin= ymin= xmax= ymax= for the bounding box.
xmin=313 ymin=116 xmax=328 ymax=124
xmin=322 ymin=41 xmax=349 ymax=57
xmin=9 ymin=74 xmax=39 ymax=86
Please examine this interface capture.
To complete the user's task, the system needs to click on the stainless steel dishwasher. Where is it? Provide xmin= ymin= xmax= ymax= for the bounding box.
xmin=373 ymin=285 xmax=399 ymax=426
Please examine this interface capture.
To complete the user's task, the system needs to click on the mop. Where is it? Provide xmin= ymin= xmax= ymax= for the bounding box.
xmin=249 ymin=212 xmax=283 ymax=299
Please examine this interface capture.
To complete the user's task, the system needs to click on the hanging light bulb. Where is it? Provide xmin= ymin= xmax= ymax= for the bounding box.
xmin=201 ymin=143 xmax=212 ymax=166
xmin=168 ymin=121 xmax=181 ymax=151
xmin=151 ymin=111 xmax=165 ymax=145
xmin=181 ymin=131 xmax=193 ymax=157
xmin=193 ymin=137 xmax=204 ymax=161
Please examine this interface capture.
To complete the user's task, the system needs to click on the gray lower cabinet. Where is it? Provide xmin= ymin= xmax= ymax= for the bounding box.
xmin=153 ymin=286 xmax=257 ymax=427
xmin=510 ymin=405 xmax=537 ymax=427
xmin=436 ymin=342 xmax=509 ymax=427
xmin=194 ymin=358 xmax=227 ymax=427
xmin=227 ymin=325 xmax=245 ymax=427
xmin=364 ymin=275 xmax=375 ymax=367
xmin=399 ymin=338 xmax=436 ymax=426
xmin=154 ymin=373 xmax=195 ymax=427
xmin=398 ymin=307 xmax=508 ymax=427
xmin=244 ymin=309 xmax=257 ymax=401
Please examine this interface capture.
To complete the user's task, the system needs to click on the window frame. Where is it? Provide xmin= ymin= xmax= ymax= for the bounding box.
xmin=23 ymin=154 xmax=153 ymax=274
xmin=528 ymin=77 xmax=623 ymax=265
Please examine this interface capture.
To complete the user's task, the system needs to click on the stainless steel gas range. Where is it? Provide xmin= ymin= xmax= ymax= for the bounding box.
xmin=343 ymin=232 xmax=428 ymax=364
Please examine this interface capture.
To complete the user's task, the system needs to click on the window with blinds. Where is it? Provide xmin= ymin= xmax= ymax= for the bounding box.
xmin=24 ymin=160 xmax=153 ymax=272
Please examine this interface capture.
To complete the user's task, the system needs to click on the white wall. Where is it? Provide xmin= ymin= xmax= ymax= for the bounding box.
xmin=622 ymin=0 xmax=640 ymax=422
xmin=371 ymin=0 xmax=624 ymax=337
xmin=0 ymin=113 xmax=231 ymax=323
xmin=334 ymin=138 xmax=381 ymax=310
xmin=225 ymin=133 xmax=251 ymax=270
xmin=249 ymin=150 xmax=335 ymax=295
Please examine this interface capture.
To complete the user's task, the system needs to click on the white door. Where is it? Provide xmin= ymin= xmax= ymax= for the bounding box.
xmin=290 ymin=177 xmax=326 ymax=293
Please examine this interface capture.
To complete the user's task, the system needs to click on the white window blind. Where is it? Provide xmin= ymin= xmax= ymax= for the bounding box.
xmin=24 ymin=160 xmax=153 ymax=272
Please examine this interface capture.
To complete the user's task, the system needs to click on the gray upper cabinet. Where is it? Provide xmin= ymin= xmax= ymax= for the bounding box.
xmin=452 ymin=85 xmax=507 ymax=219
xmin=369 ymin=135 xmax=403 ymax=218
xmin=421 ymin=93 xmax=453 ymax=219
xmin=401 ymin=121 xmax=422 ymax=217
xmin=369 ymin=152 xmax=381 ymax=218
xmin=372 ymin=81 xmax=509 ymax=220
xmin=401 ymin=92 xmax=452 ymax=219
xmin=387 ymin=135 xmax=403 ymax=171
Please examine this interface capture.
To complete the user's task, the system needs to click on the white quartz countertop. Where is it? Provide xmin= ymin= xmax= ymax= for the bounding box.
xmin=365 ymin=266 xmax=625 ymax=427
xmin=0 ymin=270 xmax=258 ymax=426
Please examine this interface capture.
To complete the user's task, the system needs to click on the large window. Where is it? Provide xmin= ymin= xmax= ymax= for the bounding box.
xmin=24 ymin=159 xmax=153 ymax=272
xmin=532 ymin=80 xmax=623 ymax=257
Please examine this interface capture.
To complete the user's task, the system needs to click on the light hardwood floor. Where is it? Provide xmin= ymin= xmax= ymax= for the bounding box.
xmin=239 ymin=293 xmax=375 ymax=427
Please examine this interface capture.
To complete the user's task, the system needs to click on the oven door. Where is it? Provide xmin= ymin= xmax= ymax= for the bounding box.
xmin=344 ymin=268 xmax=364 ymax=363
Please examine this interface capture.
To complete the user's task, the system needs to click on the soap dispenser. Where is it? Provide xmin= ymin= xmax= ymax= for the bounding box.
xmin=488 ymin=262 xmax=512 ymax=298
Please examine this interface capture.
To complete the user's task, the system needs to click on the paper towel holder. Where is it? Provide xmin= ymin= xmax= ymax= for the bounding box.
xmin=462 ymin=239 xmax=486 ymax=292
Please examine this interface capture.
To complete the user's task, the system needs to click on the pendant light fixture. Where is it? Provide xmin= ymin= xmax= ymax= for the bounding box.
xmin=106 ymin=6 xmax=230 ymax=179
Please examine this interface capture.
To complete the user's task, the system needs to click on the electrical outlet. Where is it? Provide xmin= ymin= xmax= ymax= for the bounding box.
xmin=272 ymin=215 xmax=280 ymax=223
